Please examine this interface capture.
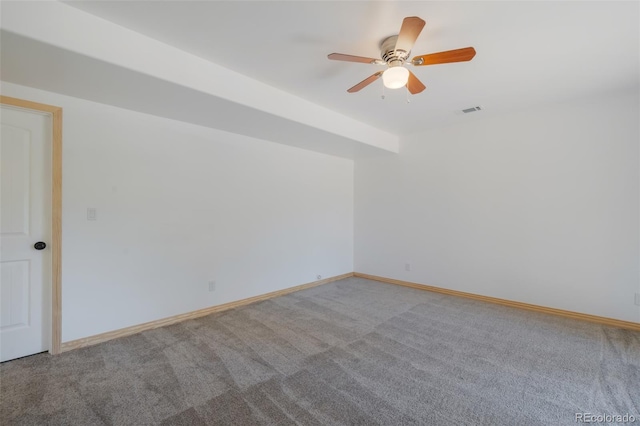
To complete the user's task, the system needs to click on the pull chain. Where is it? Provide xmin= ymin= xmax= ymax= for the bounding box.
xmin=381 ymin=81 xmax=385 ymax=100
xmin=406 ymin=85 xmax=410 ymax=103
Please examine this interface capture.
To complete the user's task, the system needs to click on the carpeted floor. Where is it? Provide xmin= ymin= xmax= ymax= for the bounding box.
xmin=1 ymin=277 xmax=639 ymax=425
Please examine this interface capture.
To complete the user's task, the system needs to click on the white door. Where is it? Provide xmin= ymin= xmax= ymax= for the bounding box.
xmin=0 ymin=105 xmax=52 ymax=362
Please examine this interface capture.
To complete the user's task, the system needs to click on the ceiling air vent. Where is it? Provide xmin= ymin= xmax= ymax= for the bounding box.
xmin=462 ymin=106 xmax=482 ymax=113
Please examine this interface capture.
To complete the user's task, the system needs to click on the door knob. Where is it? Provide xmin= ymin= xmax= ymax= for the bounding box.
xmin=34 ymin=242 xmax=47 ymax=250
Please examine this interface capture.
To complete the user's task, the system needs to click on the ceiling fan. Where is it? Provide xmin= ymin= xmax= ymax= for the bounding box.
xmin=328 ymin=16 xmax=476 ymax=95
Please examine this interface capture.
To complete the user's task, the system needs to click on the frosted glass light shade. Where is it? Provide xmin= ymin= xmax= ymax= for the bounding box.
xmin=382 ymin=67 xmax=409 ymax=89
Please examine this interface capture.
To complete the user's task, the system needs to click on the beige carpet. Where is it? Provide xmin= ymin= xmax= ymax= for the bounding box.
xmin=1 ymin=277 xmax=639 ymax=425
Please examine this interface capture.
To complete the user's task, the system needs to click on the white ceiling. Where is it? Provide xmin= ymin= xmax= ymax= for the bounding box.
xmin=63 ymin=1 xmax=639 ymax=135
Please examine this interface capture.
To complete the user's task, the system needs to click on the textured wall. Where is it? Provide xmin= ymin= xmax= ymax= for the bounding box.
xmin=2 ymin=82 xmax=354 ymax=342
xmin=356 ymin=91 xmax=639 ymax=322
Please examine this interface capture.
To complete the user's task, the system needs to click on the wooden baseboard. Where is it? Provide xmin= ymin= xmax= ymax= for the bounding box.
xmin=60 ymin=271 xmax=638 ymax=352
xmin=60 ymin=272 xmax=354 ymax=352
xmin=354 ymin=272 xmax=640 ymax=332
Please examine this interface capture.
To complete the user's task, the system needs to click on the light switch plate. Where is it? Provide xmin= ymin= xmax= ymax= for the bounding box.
xmin=87 ymin=208 xmax=97 ymax=221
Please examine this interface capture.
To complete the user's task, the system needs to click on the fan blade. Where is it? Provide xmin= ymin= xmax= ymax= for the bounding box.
xmin=412 ymin=47 xmax=476 ymax=66
xmin=347 ymin=71 xmax=384 ymax=93
xmin=406 ymin=71 xmax=426 ymax=94
xmin=395 ymin=16 xmax=426 ymax=53
xmin=328 ymin=53 xmax=380 ymax=64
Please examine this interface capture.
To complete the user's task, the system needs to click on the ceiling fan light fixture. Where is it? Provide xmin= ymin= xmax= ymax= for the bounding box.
xmin=328 ymin=16 xmax=475 ymax=94
xmin=382 ymin=66 xmax=409 ymax=89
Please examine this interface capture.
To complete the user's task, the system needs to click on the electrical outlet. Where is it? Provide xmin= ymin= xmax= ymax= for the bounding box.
xmin=208 ymin=281 xmax=216 ymax=292
xmin=405 ymin=263 xmax=411 ymax=272
xmin=635 ymin=293 xmax=640 ymax=306
xmin=87 ymin=208 xmax=97 ymax=221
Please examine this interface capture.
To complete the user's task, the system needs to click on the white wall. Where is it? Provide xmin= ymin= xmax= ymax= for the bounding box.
xmin=1 ymin=82 xmax=354 ymax=342
xmin=355 ymin=91 xmax=640 ymax=323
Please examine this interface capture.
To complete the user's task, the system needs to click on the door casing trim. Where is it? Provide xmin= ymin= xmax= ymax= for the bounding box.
xmin=1 ymin=95 xmax=62 ymax=355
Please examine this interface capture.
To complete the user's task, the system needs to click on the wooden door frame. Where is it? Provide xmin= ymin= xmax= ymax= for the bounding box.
xmin=1 ymin=95 xmax=62 ymax=355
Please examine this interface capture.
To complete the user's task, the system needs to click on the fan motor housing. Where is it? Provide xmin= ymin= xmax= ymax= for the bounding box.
xmin=380 ymin=35 xmax=410 ymax=67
